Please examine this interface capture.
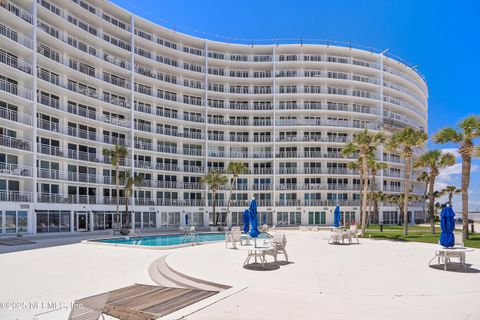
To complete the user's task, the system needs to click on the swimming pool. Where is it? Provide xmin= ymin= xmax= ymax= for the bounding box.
xmin=94 ymin=232 xmax=269 ymax=247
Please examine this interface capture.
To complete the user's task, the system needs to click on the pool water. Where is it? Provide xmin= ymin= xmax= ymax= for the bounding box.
xmin=96 ymin=232 xmax=268 ymax=247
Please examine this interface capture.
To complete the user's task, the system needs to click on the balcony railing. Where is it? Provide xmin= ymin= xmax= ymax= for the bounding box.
xmin=0 ymin=135 xmax=31 ymax=151
xmin=0 ymin=163 xmax=32 ymax=177
xmin=0 ymin=50 xmax=33 ymax=74
xmin=0 ymin=79 xmax=33 ymax=100
xmin=1 ymin=0 xmax=33 ymax=24
xmin=0 ymin=107 xmax=33 ymax=126
xmin=0 ymin=191 xmax=32 ymax=202
xmin=0 ymin=23 xmax=32 ymax=48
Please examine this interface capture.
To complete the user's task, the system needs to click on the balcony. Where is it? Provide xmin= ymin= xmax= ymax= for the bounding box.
xmin=0 ymin=107 xmax=33 ymax=126
xmin=0 ymin=135 xmax=31 ymax=151
xmin=0 ymin=23 xmax=32 ymax=48
xmin=0 ymin=163 xmax=32 ymax=177
xmin=1 ymin=0 xmax=33 ymax=24
xmin=0 ymin=79 xmax=33 ymax=100
xmin=0 ymin=51 xmax=33 ymax=74
xmin=0 ymin=191 xmax=32 ymax=202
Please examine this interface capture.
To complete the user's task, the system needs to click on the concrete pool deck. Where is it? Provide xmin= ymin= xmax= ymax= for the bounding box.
xmin=1 ymin=230 xmax=479 ymax=319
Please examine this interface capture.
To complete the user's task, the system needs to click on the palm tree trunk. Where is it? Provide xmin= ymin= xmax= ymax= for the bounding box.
xmin=361 ymin=155 xmax=369 ymax=237
xmin=428 ymin=176 xmax=436 ymax=235
xmin=371 ymin=170 xmax=377 ymax=225
xmin=448 ymin=192 xmax=453 ymax=206
xmin=403 ymin=155 xmax=412 ymax=236
xmin=226 ymin=177 xmax=236 ymax=225
xmin=212 ymin=190 xmax=217 ymax=226
xmin=359 ymin=169 xmax=364 ymax=224
xmin=461 ymin=156 xmax=471 ymax=240
xmin=422 ymin=182 xmax=428 ymax=224
xmin=115 ymin=163 xmax=120 ymax=227
xmin=125 ymin=190 xmax=129 ymax=230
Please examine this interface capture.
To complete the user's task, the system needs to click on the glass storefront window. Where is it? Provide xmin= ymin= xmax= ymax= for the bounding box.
xmin=135 ymin=212 xmax=141 ymax=228
xmin=143 ymin=212 xmax=156 ymax=228
xmin=5 ymin=211 xmax=16 ymax=233
xmin=37 ymin=211 xmax=48 ymax=233
xmin=60 ymin=211 xmax=70 ymax=232
xmin=94 ymin=212 xmax=105 ymax=230
xmin=17 ymin=211 xmax=27 ymax=233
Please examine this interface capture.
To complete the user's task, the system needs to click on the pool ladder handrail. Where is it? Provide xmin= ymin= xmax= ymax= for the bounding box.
xmin=133 ymin=229 xmax=141 ymax=239
xmin=183 ymin=226 xmax=197 ymax=244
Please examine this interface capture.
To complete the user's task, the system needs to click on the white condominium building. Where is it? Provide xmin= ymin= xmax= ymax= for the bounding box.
xmin=0 ymin=0 xmax=428 ymax=234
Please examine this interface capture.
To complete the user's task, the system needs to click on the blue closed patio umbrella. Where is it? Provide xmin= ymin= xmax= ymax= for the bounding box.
xmin=440 ymin=204 xmax=456 ymax=247
xmin=262 ymin=212 xmax=267 ymax=225
xmin=185 ymin=213 xmax=188 ymax=225
xmin=249 ymin=198 xmax=260 ymax=238
xmin=334 ymin=204 xmax=341 ymax=227
xmin=243 ymin=209 xmax=250 ymax=233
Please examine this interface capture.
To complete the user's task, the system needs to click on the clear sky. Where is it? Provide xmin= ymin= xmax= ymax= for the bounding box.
xmin=111 ymin=0 xmax=480 ymax=211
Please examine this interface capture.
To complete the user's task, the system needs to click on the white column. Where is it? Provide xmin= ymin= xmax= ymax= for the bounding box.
xmin=272 ymin=46 xmax=277 ymax=212
xmin=32 ymin=0 xmax=38 ymax=205
xmin=70 ymin=210 xmax=75 ymax=232
xmin=203 ymin=41 xmax=209 ymax=211
xmin=28 ymin=209 xmax=36 ymax=234
xmin=155 ymin=211 xmax=161 ymax=229
xmin=89 ymin=210 xmax=93 ymax=231
xmin=129 ymin=15 xmax=136 ymax=231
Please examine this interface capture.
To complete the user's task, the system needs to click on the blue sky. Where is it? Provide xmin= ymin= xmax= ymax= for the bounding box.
xmin=112 ymin=0 xmax=480 ymax=211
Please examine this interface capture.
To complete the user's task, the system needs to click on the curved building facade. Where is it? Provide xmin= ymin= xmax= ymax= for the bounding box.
xmin=0 ymin=0 xmax=428 ymax=234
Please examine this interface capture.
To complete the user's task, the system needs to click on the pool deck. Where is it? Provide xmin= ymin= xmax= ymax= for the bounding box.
xmin=1 ymin=230 xmax=480 ymax=319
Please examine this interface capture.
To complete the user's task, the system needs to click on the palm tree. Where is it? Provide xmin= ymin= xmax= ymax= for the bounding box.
xmin=347 ymin=160 xmax=363 ymax=217
xmin=414 ymin=150 xmax=456 ymax=234
xmin=342 ymin=129 xmax=385 ymax=236
xmin=367 ymin=155 xmax=388 ymax=224
xmin=387 ymin=192 xmax=422 ymax=226
xmin=433 ymin=115 xmax=480 ymax=240
xmin=201 ymin=170 xmax=228 ymax=226
xmin=103 ymin=144 xmax=128 ymax=225
xmin=119 ymin=171 xmax=143 ymax=231
xmin=440 ymin=185 xmax=462 ymax=206
xmin=416 ymin=171 xmax=430 ymax=223
xmin=386 ymin=128 xmax=428 ymax=236
xmin=225 ymin=162 xmax=248 ymax=221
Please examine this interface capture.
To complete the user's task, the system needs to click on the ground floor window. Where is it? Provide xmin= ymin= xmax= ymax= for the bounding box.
xmin=186 ymin=212 xmax=203 ymax=226
xmin=259 ymin=212 xmax=273 ymax=225
xmin=308 ymin=211 xmax=326 ymax=225
xmin=2 ymin=210 xmax=28 ymax=233
xmin=93 ymin=211 xmax=130 ymax=230
xmin=231 ymin=211 xmax=242 ymax=226
xmin=277 ymin=211 xmax=301 ymax=226
xmin=135 ymin=212 xmax=142 ymax=228
xmin=341 ymin=211 xmax=356 ymax=225
xmin=383 ymin=211 xmax=398 ymax=224
xmin=142 ymin=212 xmax=156 ymax=228
xmin=161 ymin=212 xmax=180 ymax=227
xmin=209 ymin=212 xmax=227 ymax=226
xmin=36 ymin=210 xmax=70 ymax=233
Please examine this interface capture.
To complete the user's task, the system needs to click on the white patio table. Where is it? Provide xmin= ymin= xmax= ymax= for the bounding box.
xmin=429 ymin=246 xmax=474 ymax=270
xmin=239 ymin=244 xmax=274 ymax=268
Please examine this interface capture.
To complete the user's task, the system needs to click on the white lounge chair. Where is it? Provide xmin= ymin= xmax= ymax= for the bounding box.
xmin=225 ymin=230 xmax=242 ymax=249
xmin=265 ymin=233 xmax=288 ymax=263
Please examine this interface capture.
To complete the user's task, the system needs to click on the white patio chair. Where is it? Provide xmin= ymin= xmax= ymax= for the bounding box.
xmin=265 ymin=233 xmax=288 ymax=263
xmin=347 ymin=225 xmax=360 ymax=244
xmin=328 ymin=228 xmax=342 ymax=244
xmin=225 ymin=230 xmax=242 ymax=249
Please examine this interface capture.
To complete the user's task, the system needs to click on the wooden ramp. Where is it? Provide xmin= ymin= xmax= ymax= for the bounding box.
xmin=72 ymin=284 xmax=218 ymax=320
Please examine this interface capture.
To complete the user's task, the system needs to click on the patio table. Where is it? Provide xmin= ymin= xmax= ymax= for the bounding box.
xmin=239 ymin=244 xmax=273 ymax=268
xmin=429 ymin=246 xmax=474 ymax=270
